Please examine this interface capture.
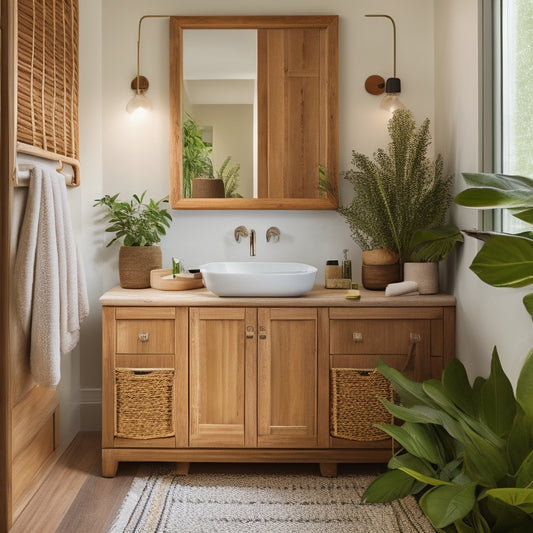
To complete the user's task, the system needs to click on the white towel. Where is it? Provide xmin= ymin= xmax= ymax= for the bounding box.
xmin=14 ymin=167 xmax=89 ymax=388
xmin=385 ymin=280 xmax=419 ymax=297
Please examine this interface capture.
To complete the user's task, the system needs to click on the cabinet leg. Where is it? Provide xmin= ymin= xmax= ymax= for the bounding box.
xmin=101 ymin=450 xmax=119 ymax=478
xmin=319 ymin=463 xmax=338 ymax=477
xmin=174 ymin=462 xmax=190 ymax=475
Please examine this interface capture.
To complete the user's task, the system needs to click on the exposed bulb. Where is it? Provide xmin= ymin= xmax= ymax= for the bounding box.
xmin=380 ymin=93 xmax=405 ymax=113
xmin=126 ymin=93 xmax=152 ymax=114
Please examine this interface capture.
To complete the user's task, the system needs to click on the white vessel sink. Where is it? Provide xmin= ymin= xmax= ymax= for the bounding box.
xmin=200 ymin=261 xmax=317 ymax=297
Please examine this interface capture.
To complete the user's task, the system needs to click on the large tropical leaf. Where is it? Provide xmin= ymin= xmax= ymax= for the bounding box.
xmin=376 ymin=359 xmax=435 ymax=407
xmin=470 ymin=234 xmax=533 ymax=288
xmin=408 ymin=225 xmax=464 ymax=262
xmin=388 ymin=451 xmax=436 ymax=478
xmin=523 ymin=294 xmax=533 ymax=319
xmin=419 ymin=483 xmax=477 ymax=528
xmin=456 ymin=173 xmax=533 ymax=208
xmin=362 ymin=469 xmax=420 ymax=503
xmin=381 ymin=401 xmax=467 ymax=442
xmin=485 ymin=488 xmax=533 ymax=514
xmin=376 ymin=422 xmax=447 ymax=466
xmin=515 ymin=449 xmax=533 ymax=488
xmin=516 ymin=348 xmax=533 ymax=418
xmin=507 ymin=409 xmax=533 ymax=473
xmin=483 ymin=494 xmax=533 ymax=533
xmin=479 ymin=348 xmax=516 ymax=437
xmin=423 ymin=379 xmax=503 ymax=448
xmin=513 ymin=207 xmax=533 ymax=225
xmin=442 ymin=358 xmax=476 ymax=416
xmin=461 ymin=423 xmax=508 ymax=487
xmin=398 ymin=466 xmax=454 ymax=487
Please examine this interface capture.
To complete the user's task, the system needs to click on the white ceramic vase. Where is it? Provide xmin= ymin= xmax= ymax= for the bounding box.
xmin=403 ymin=262 xmax=439 ymax=295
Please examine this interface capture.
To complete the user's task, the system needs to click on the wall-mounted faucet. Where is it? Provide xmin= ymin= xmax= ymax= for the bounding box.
xmin=266 ymin=226 xmax=280 ymax=243
xmin=234 ymin=225 xmax=256 ymax=256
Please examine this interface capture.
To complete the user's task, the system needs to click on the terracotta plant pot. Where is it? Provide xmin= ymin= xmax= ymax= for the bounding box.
xmin=191 ymin=178 xmax=225 ymax=198
xmin=403 ymin=262 xmax=439 ymax=295
xmin=118 ymin=245 xmax=162 ymax=289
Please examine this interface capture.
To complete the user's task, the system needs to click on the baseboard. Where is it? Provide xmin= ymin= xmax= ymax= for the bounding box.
xmin=80 ymin=388 xmax=101 ymax=430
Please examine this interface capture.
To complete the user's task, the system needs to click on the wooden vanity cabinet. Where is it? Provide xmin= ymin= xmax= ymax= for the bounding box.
xmin=100 ymin=288 xmax=455 ymax=477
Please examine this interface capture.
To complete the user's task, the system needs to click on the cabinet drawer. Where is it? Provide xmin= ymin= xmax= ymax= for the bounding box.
xmin=330 ymin=319 xmax=425 ymax=355
xmin=116 ymin=319 xmax=175 ymax=354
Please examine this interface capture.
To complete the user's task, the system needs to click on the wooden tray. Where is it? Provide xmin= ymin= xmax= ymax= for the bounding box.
xmin=150 ymin=269 xmax=204 ymax=291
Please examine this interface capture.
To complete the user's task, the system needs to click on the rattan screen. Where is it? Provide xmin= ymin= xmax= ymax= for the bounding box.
xmin=17 ymin=0 xmax=79 ymax=161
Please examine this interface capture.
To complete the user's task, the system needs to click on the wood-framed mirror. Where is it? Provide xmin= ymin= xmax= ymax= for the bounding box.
xmin=169 ymin=16 xmax=338 ymax=209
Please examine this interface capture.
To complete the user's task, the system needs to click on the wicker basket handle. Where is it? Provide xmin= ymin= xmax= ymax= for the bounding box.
xmin=399 ymin=335 xmax=419 ymax=373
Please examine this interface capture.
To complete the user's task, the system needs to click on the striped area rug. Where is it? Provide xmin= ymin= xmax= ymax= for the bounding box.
xmin=108 ymin=466 xmax=434 ymax=533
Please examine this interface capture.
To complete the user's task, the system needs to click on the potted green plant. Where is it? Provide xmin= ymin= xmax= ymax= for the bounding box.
xmin=362 ymin=171 xmax=533 ymax=531
xmin=338 ymin=109 xmax=454 ymax=289
xmin=363 ymin=350 xmax=533 ymax=532
xmin=403 ymin=225 xmax=464 ymax=294
xmin=181 ymin=115 xmax=218 ymax=198
xmin=94 ymin=191 xmax=172 ymax=289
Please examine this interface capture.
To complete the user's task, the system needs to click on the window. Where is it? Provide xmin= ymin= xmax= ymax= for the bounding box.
xmin=493 ymin=0 xmax=533 ymax=231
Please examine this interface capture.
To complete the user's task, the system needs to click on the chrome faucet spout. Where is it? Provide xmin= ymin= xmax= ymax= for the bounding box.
xmin=250 ymin=229 xmax=256 ymax=256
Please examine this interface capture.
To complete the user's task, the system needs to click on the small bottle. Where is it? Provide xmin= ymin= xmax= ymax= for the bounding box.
xmin=342 ymin=249 xmax=352 ymax=280
xmin=325 ymin=260 xmax=342 ymax=283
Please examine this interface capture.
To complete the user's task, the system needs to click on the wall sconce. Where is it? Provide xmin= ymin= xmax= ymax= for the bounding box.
xmin=126 ymin=15 xmax=170 ymax=114
xmin=364 ymin=14 xmax=405 ymax=112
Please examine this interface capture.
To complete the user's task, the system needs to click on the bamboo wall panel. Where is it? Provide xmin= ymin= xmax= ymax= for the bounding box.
xmin=17 ymin=0 xmax=79 ymax=161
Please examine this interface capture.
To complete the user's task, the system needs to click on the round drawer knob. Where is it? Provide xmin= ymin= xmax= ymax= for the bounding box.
xmin=138 ymin=332 xmax=149 ymax=342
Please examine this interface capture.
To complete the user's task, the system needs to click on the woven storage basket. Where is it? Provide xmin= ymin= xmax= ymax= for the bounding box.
xmin=330 ymin=367 xmax=394 ymax=441
xmin=115 ymin=368 xmax=175 ymax=439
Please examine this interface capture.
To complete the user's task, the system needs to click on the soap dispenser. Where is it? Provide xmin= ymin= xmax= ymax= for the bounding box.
xmin=342 ymin=249 xmax=352 ymax=281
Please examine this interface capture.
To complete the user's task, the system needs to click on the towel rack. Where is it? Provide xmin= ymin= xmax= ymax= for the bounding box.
xmin=13 ymin=142 xmax=80 ymax=188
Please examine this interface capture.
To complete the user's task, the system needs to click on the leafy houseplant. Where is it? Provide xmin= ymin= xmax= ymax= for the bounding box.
xmin=364 ymin=352 xmax=533 ymax=532
xmin=216 ymin=156 xmax=242 ymax=199
xmin=339 ymin=109 xmax=454 ymax=264
xmin=182 ymin=115 xmax=242 ymax=198
xmin=403 ymin=225 xmax=464 ymax=294
xmin=94 ymin=192 xmax=172 ymax=288
xmin=363 ymin=171 xmax=533 ymax=530
xmin=455 ymin=172 xmax=533 ymax=319
xmin=339 ymin=109 xmax=454 ymax=289
xmin=182 ymin=115 xmax=214 ymax=198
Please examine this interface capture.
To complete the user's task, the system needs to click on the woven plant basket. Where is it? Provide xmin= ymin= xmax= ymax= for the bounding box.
xmin=118 ymin=245 xmax=162 ymax=289
xmin=330 ymin=368 xmax=394 ymax=441
xmin=115 ymin=368 xmax=175 ymax=439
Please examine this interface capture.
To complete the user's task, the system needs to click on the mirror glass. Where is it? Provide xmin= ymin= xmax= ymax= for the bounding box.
xmin=182 ymin=29 xmax=257 ymax=198
xmin=169 ymin=16 xmax=338 ymax=210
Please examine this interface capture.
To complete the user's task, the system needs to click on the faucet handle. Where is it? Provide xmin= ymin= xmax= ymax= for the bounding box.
xmin=234 ymin=225 xmax=249 ymax=242
xmin=266 ymin=226 xmax=280 ymax=243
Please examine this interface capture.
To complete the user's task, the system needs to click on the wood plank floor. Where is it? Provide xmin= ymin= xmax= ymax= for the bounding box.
xmin=10 ymin=432 xmax=137 ymax=533
xmin=11 ymin=431 xmax=384 ymax=533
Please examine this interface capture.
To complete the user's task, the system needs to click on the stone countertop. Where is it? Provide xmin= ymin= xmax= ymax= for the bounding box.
xmin=100 ymin=285 xmax=456 ymax=308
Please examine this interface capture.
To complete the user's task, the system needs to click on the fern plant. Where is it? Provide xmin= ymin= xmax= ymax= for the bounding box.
xmin=339 ymin=109 xmax=453 ymax=263
xmin=216 ymin=156 xmax=242 ymax=198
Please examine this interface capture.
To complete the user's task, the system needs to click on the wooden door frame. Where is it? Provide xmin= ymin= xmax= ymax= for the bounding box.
xmin=0 ymin=0 xmax=14 ymax=529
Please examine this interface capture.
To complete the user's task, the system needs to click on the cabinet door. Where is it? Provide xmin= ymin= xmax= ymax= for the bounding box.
xmin=257 ymin=308 xmax=319 ymax=447
xmin=189 ymin=308 xmax=257 ymax=447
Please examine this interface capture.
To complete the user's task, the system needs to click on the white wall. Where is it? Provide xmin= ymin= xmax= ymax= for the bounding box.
xmin=78 ymin=0 xmax=436 ymax=428
xmin=435 ymin=0 xmax=533 ymax=385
